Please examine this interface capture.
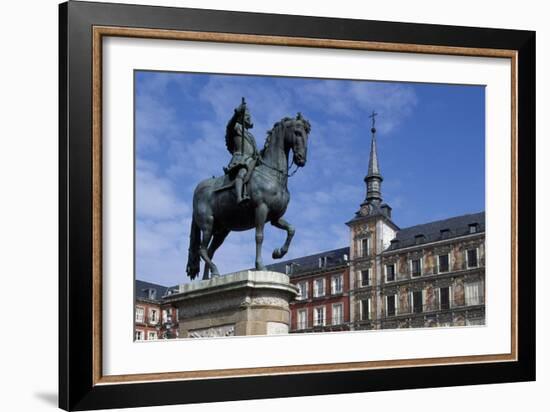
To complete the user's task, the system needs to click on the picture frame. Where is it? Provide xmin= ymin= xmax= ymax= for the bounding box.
xmin=59 ymin=1 xmax=535 ymax=410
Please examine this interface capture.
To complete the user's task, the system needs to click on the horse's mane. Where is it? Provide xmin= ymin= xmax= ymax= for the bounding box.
xmin=260 ymin=115 xmax=311 ymax=157
xmin=261 ymin=117 xmax=291 ymax=156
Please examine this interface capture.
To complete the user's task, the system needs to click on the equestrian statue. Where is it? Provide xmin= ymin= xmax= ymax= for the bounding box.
xmin=185 ymin=98 xmax=311 ymax=280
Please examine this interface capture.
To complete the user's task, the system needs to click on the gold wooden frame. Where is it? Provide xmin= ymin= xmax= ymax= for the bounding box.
xmin=91 ymin=26 xmax=518 ymax=386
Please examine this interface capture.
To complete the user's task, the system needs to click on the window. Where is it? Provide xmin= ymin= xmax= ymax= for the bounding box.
xmin=360 ymin=298 xmax=371 ymax=320
xmin=318 ymin=256 xmax=327 ymax=268
xmin=412 ymin=290 xmax=423 ymax=313
xmin=313 ymin=278 xmax=325 ymax=297
xmin=145 ymin=288 xmax=157 ymax=300
xmin=149 ymin=308 xmax=158 ymax=324
xmin=162 ymin=309 xmax=172 ymax=324
xmin=440 ymin=228 xmax=450 ymax=239
xmin=314 ymin=306 xmax=326 ymax=326
xmin=135 ymin=306 xmax=144 ymax=323
xmin=385 ymin=264 xmax=396 ymax=282
xmin=297 ymin=309 xmax=308 ymax=329
xmin=285 ymin=263 xmax=293 ymax=275
xmin=332 ymin=304 xmax=343 ymax=325
xmin=467 ymin=248 xmax=478 ymax=268
xmin=297 ymin=281 xmax=308 ymax=300
xmin=331 ymin=274 xmax=343 ymax=294
xmin=438 ymin=254 xmax=450 ymax=273
xmin=469 ymin=223 xmax=478 ymax=234
xmin=386 ymin=295 xmax=396 ymax=317
xmin=465 ymin=282 xmax=483 ymax=306
xmin=361 ymin=237 xmax=370 ymax=257
xmin=411 ymin=258 xmax=422 ymax=277
xmin=148 ymin=331 xmax=157 ymax=340
xmin=361 ymin=269 xmax=370 ymax=287
xmin=135 ymin=330 xmax=144 ymax=341
xmin=440 ymin=287 xmax=450 ymax=310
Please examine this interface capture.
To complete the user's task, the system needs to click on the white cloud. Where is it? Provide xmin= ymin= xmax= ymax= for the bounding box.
xmin=299 ymin=79 xmax=418 ymax=134
xmin=136 ymin=167 xmax=189 ymax=220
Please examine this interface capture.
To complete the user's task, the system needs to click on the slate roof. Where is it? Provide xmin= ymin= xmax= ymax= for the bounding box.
xmin=266 ymin=247 xmax=350 ymax=277
xmin=385 ymin=211 xmax=485 ymax=251
xmin=135 ymin=279 xmax=178 ymax=302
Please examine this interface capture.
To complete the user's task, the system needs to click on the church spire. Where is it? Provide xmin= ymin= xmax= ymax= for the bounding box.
xmin=367 ymin=111 xmax=381 ymax=178
xmin=364 ymin=110 xmax=383 ymax=205
xmin=349 ymin=110 xmax=393 ymax=222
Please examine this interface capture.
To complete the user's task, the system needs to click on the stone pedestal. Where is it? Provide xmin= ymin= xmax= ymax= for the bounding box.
xmin=166 ymin=270 xmax=299 ymax=338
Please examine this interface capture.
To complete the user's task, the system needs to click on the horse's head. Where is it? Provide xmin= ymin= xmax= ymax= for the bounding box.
xmin=286 ymin=113 xmax=311 ymax=167
xmin=261 ymin=114 xmax=311 ymax=171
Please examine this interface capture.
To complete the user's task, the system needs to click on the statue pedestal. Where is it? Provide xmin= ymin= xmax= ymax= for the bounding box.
xmin=167 ymin=270 xmax=299 ymax=338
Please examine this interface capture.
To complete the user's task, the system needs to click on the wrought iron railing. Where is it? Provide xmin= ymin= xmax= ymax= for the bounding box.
xmin=385 ymin=295 xmax=485 ymax=317
xmin=295 ymin=316 xmax=348 ymax=330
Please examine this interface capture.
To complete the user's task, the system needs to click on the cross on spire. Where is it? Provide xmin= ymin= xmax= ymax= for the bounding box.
xmin=369 ymin=110 xmax=378 ymax=132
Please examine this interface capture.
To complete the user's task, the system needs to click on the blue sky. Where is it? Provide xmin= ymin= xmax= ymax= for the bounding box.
xmin=135 ymin=71 xmax=485 ymax=286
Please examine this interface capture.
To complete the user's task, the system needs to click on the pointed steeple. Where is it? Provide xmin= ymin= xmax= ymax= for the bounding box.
xmin=347 ymin=110 xmax=394 ymax=225
xmin=364 ymin=111 xmax=383 ymax=206
xmin=367 ymin=125 xmax=381 ymax=177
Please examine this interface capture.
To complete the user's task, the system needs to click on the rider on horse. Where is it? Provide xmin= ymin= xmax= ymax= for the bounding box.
xmin=224 ymin=98 xmax=259 ymax=205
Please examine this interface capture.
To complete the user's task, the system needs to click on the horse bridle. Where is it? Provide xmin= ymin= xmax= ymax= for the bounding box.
xmin=257 ymin=157 xmax=299 ymax=178
xmin=257 ymin=120 xmax=303 ymax=178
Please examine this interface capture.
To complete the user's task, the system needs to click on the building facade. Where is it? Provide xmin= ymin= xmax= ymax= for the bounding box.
xmin=349 ymin=212 xmax=485 ymax=330
xmin=267 ymin=248 xmax=351 ymax=333
xmin=135 ymin=280 xmax=180 ymax=340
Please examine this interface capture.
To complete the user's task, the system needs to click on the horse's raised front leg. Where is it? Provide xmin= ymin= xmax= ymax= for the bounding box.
xmin=254 ymin=203 xmax=268 ymax=271
xmin=271 ymin=217 xmax=295 ymax=259
xmin=198 ymin=217 xmax=219 ymax=280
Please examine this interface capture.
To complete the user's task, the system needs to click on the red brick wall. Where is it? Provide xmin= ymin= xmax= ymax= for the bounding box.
xmin=135 ymin=300 xmax=179 ymax=340
xmin=289 ymin=267 xmax=350 ymax=331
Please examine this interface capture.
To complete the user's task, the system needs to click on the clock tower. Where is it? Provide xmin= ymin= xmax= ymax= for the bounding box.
xmin=346 ymin=111 xmax=399 ymax=329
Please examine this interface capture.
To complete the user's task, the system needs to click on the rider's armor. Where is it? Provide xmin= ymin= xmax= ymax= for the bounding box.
xmin=224 ymin=99 xmax=258 ymax=204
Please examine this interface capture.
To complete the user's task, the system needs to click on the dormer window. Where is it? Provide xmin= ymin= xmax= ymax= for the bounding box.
xmin=285 ymin=263 xmax=293 ymax=275
xmin=414 ymin=234 xmax=425 ymax=245
xmin=144 ymin=288 xmax=157 ymax=300
xmin=440 ymin=229 xmax=450 ymax=239
xmin=469 ymin=223 xmax=479 ymax=234
xmin=318 ymin=256 xmax=328 ymax=268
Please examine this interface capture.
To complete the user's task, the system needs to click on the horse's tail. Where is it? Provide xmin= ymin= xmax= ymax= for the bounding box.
xmin=186 ymin=216 xmax=201 ymax=280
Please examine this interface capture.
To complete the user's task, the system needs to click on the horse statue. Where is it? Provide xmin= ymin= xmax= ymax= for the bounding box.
xmin=185 ymin=113 xmax=311 ymax=280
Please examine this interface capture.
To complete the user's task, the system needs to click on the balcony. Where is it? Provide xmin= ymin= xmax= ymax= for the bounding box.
xmin=358 ymin=311 xmax=375 ymax=322
xmin=296 ymin=321 xmax=308 ymax=330
xmin=384 ymin=295 xmax=485 ymax=318
xmin=354 ymin=278 xmax=373 ymax=289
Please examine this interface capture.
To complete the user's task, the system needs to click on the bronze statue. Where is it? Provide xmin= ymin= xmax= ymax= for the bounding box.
xmin=185 ymin=99 xmax=311 ymax=280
